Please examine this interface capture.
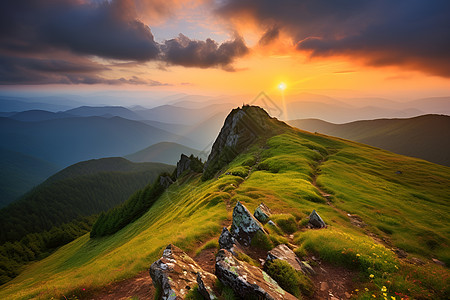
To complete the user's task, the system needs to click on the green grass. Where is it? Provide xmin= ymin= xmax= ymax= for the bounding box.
xmin=265 ymin=259 xmax=313 ymax=298
xmin=1 ymin=117 xmax=449 ymax=299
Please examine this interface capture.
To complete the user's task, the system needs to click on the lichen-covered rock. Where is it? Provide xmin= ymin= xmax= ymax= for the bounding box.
xmin=149 ymin=244 xmax=216 ymax=300
xmin=308 ymin=209 xmax=326 ymax=228
xmin=176 ymin=154 xmax=191 ymax=178
xmin=197 ymin=272 xmax=218 ymax=300
xmin=159 ymin=175 xmax=173 ymax=189
xmin=254 ymin=202 xmax=272 ymax=223
xmin=215 ymin=249 xmax=297 ymax=300
xmin=218 ymin=227 xmax=235 ymax=251
xmin=265 ymin=244 xmax=303 ymax=272
xmin=230 ymin=201 xmax=267 ymax=246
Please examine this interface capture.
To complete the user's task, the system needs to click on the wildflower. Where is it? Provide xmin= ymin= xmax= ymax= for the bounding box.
xmin=394 ymin=265 xmax=398 ymax=269
xmin=355 ymin=289 xmax=359 ymax=292
xmin=370 ymin=274 xmax=375 ymax=278
xmin=383 ymin=293 xmax=387 ymax=297
xmin=391 ymin=297 xmax=396 ymax=300
xmin=372 ymin=295 xmax=376 ymax=298
xmin=365 ymin=288 xmax=369 ymax=291
xmin=381 ymin=286 xmax=387 ymax=292
xmin=357 ymin=253 xmax=361 ymax=257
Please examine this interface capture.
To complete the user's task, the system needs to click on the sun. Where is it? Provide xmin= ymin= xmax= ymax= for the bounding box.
xmin=278 ymin=82 xmax=286 ymax=91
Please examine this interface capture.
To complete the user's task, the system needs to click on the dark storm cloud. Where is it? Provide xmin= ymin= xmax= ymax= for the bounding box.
xmin=217 ymin=0 xmax=450 ymax=77
xmin=0 ymin=55 xmax=165 ymax=85
xmin=258 ymin=26 xmax=280 ymax=46
xmin=161 ymin=34 xmax=249 ymax=70
xmin=0 ymin=0 xmax=249 ymax=84
xmin=0 ymin=0 xmax=159 ymax=61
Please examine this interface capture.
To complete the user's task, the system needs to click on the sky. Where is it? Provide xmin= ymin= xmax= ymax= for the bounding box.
xmin=1 ymin=0 xmax=450 ymax=101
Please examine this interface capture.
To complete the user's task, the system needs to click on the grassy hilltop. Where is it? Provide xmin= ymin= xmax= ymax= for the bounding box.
xmin=0 ymin=106 xmax=449 ymax=299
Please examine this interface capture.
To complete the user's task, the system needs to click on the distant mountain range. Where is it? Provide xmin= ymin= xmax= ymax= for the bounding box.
xmin=125 ymin=142 xmax=207 ymax=165
xmin=289 ymin=114 xmax=450 ymax=166
xmin=0 ymin=116 xmax=193 ymax=167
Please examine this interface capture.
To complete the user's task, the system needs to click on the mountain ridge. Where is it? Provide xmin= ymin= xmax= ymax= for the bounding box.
xmin=289 ymin=114 xmax=450 ymax=166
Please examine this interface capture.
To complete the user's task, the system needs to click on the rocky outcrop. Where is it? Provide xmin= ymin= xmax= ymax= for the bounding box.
xmin=218 ymin=227 xmax=235 ymax=251
xmin=203 ymin=105 xmax=282 ymax=180
xmin=149 ymin=244 xmax=216 ymax=300
xmin=308 ymin=209 xmax=326 ymax=228
xmin=176 ymin=154 xmax=192 ymax=178
xmin=197 ymin=272 xmax=218 ymax=300
xmin=230 ymin=201 xmax=267 ymax=246
xmin=159 ymin=175 xmax=173 ymax=189
xmin=265 ymin=244 xmax=303 ymax=272
xmin=215 ymin=249 xmax=297 ymax=300
xmin=254 ymin=203 xmax=272 ymax=223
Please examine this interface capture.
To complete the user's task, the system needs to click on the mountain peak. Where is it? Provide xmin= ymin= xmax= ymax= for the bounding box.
xmin=202 ymin=105 xmax=285 ymax=180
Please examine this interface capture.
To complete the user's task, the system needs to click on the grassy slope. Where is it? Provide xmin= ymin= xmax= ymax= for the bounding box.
xmin=288 ymin=114 xmax=450 ymax=166
xmin=1 ymin=124 xmax=449 ymax=299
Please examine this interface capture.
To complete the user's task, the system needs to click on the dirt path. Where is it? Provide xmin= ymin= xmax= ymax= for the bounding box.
xmin=86 ymin=271 xmax=154 ymax=300
xmin=306 ymin=258 xmax=359 ymax=300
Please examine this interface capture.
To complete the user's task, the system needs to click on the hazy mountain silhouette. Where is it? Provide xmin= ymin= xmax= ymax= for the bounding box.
xmin=125 ymin=142 xmax=207 ymax=164
xmin=66 ymin=106 xmax=141 ymax=120
xmin=9 ymin=110 xmax=74 ymax=122
xmin=0 ymin=116 xmax=193 ymax=167
xmin=289 ymin=114 xmax=450 ymax=166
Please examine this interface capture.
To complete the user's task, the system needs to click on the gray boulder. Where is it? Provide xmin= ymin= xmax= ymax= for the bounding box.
xmin=218 ymin=227 xmax=235 ymax=251
xmin=254 ymin=202 xmax=272 ymax=223
xmin=215 ymin=249 xmax=297 ymax=300
xmin=265 ymin=244 xmax=302 ymax=272
xmin=149 ymin=244 xmax=216 ymax=300
xmin=308 ymin=209 xmax=326 ymax=228
xmin=230 ymin=201 xmax=267 ymax=246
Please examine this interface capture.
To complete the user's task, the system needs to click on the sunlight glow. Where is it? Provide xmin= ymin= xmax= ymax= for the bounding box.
xmin=278 ymin=82 xmax=287 ymax=91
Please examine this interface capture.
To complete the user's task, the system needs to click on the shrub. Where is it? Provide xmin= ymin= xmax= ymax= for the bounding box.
xmin=250 ymin=231 xmax=274 ymax=251
xmin=272 ymin=214 xmax=298 ymax=234
xmin=265 ymin=259 xmax=313 ymax=298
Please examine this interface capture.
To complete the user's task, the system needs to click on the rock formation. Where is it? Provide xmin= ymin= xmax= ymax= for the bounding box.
xmin=215 ymin=249 xmax=297 ymax=300
xmin=308 ymin=209 xmax=326 ymax=228
xmin=149 ymin=244 xmax=216 ymax=300
xmin=218 ymin=227 xmax=235 ymax=251
xmin=203 ymin=105 xmax=284 ymax=180
xmin=265 ymin=244 xmax=303 ymax=272
xmin=230 ymin=201 xmax=267 ymax=246
xmin=254 ymin=202 xmax=272 ymax=223
xmin=176 ymin=154 xmax=192 ymax=178
xmin=159 ymin=175 xmax=173 ymax=189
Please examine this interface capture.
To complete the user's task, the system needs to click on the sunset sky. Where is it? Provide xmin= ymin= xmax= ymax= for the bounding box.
xmin=1 ymin=0 xmax=450 ymax=101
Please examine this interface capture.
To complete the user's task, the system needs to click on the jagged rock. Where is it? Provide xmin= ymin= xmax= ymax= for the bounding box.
xmin=254 ymin=202 xmax=271 ymax=223
xmin=159 ymin=175 xmax=173 ymax=189
xmin=176 ymin=154 xmax=191 ymax=178
xmin=265 ymin=244 xmax=303 ymax=272
xmin=197 ymin=272 xmax=218 ymax=300
xmin=308 ymin=209 xmax=326 ymax=228
xmin=218 ymin=227 xmax=235 ymax=251
xmin=215 ymin=249 xmax=297 ymax=300
xmin=204 ymin=106 xmax=282 ymax=179
xmin=149 ymin=244 xmax=216 ymax=300
xmin=230 ymin=201 xmax=267 ymax=246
